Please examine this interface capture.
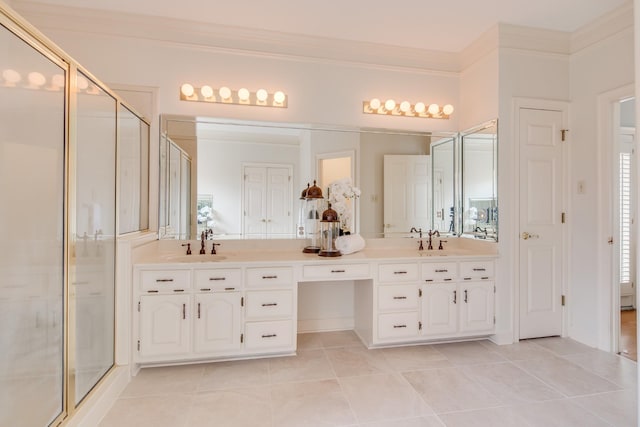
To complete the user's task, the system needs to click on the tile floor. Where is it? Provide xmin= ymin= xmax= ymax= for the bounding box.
xmin=99 ymin=332 xmax=638 ymax=427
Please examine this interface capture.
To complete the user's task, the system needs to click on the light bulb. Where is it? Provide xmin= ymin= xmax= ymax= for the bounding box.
xmin=414 ymin=102 xmax=426 ymax=114
xmin=28 ymin=71 xmax=46 ymax=87
xmin=400 ymin=101 xmax=411 ymax=113
xmin=180 ymin=83 xmax=194 ymax=97
xmin=238 ymin=87 xmax=250 ymax=101
xmin=256 ymin=89 xmax=268 ymax=102
xmin=273 ymin=91 xmax=286 ymax=104
xmin=77 ymin=75 xmax=89 ymax=90
xmin=443 ymin=104 xmax=454 ymax=115
xmin=2 ymin=69 xmax=21 ymax=85
xmin=428 ymin=103 xmax=440 ymax=115
xmin=51 ymin=74 xmax=65 ymax=89
xmin=369 ymin=98 xmax=381 ymax=110
xmin=219 ymin=86 xmax=232 ymax=100
xmin=384 ymin=99 xmax=396 ymax=111
xmin=200 ymin=85 xmax=213 ymax=98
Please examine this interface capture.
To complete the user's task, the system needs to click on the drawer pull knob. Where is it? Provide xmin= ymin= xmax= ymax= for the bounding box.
xmin=444 ymin=278 xmax=452 ymax=281
xmin=224 ymin=287 xmax=236 ymax=291
xmin=463 ymin=277 xmax=471 ymax=280
xmin=182 ymin=303 xmax=186 ymax=319
xmin=262 ymin=275 xmax=278 ymax=279
xmin=262 ymin=334 xmax=277 ymax=338
xmin=393 ymin=296 xmax=407 ymax=300
xmin=464 ymin=289 xmax=468 ymax=303
xmin=200 ymin=288 xmax=211 ymax=291
xmin=435 ymin=269 xmax=448 ymax=273
xmin=147 ymin=290 xmax=159 ymax=293
xmin=197 ymin=302 xmax=201 ymax=319
xmin=173 ymin=289 xmax=185 ymax=293
xmin=331 ymin=269 xmax=346 ymax=273
xmin=481 ymin=276 xmax=489 ymax=280
xmin=393 ymin=271 xmax=407 ymax=275
xmin=425 ymin=279 xmax=433 ymax=282
xmin=209 ymin=277 xmax=226 ymax=281
xmin=393 ymin=325 xmax=407 ymax=329
xmin=261 ymin=303 xmax=278 ymax=307
xmin=473 ymin=268 xmax=487 ymax=272
xmin=453 ymin=290 xmax=457 ymax=304
xmin=156 ymin=278 xmax=174 ymax=282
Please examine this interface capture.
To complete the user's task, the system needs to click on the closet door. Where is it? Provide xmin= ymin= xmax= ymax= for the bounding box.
xmin=0 ymin=22 xmax=67 ymax=426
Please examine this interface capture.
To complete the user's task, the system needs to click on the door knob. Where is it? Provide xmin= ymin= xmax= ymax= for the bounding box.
xmin=521 ymin=232 xmax=539 ymax=240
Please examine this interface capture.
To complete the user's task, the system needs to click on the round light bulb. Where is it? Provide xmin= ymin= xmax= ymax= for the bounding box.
xmin=256 ymin=89 xmax=268 ymax=102
xmin=77 ymin=75 xmax=89 ymax=90
xmin=2 ymin=69 xmax=21 ymax=85
xmin=51 ymin=74 xmax=65 ymax=89
xmin=400 ymin=101 xmax=411 ymax=113
xmin=414 ymin=102 xmax=426 ymax=114
xmin=273 ymin=91 xmax=286 ymax=104
xmin=428 ymin=103 xmax=440 ymax=115
xmin=180 ymin=83 xmax=194 ymax=97
xmin=369 ymin=98 xmax=381 ymax=110
xmin=28 ymin=71 xmax=46 ymax=87
xmin=443 ymin=104 xmax=454 ymax=115
xmin=219 ymin=86 xmax=232 ymax=100
xmin=384 ymin=99 xmax=396 ymax=111
xmin=238 ymin=87 xmax=250 ymax=101
xmin=200 ymin=85 xmax=213 ymax=98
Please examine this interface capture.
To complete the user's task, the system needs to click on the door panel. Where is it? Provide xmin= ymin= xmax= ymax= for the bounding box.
xmin=384 ymin=155 xmax=431 ymax=235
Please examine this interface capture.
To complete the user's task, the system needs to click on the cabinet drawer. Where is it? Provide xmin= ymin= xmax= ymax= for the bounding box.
xmin=194 ymin=269 xmax=242 ymax=292
xmin=378 ymin=263 xmax=419 ymax=283
xmin=245 ymin=267 xmax=293 ymax=288
xmin=302 ymin=263 xmax=370 ymax=280
xmin=378 ymin=285 xmax=419 ymax=311
xmin=140 ymin=270 xmax=191 ymax=293
xmin=245 ymin=290 xmax=293 ymax=319
xmin=244 ymin=320 xmax=294 ymax=350
xmin=422 ymin=262 xmax=457 ymax=283
xmin=377 ymin=312 xmax=419 ymax=340
xmin=459 ymin=261 xmax=494 ymax=281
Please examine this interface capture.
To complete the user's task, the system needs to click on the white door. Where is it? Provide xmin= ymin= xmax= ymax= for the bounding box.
xmin=518 ymin=108 xmax=565 ymax=339
xmin=383 ymin=155 xmax=430 ymax=235
xmin=421 ymin=283 xmax=457 ymax=336
xmin=243 ymin=165 xmax=293 ymax=237
xmin=266 ymin=167 xmax=292 ymax=236
xmin=243 ymin=166 xmax=268 ymax=235
xmin=459 ymin=282 xmax=495 ymax=333
xmin=194 ymin=293 xmax=242 ymax=354
xmin=139 ymin=295 xmax=190 ymax=357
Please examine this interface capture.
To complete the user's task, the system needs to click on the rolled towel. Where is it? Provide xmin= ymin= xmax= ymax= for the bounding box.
xmin=335 ymin=234 xmax=366 ymax=255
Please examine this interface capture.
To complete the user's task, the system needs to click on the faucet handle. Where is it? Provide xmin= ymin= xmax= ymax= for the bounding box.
xmin=211 ymin=242 xmax=221 ymax=255
xmin=438 ymin=240 xmax=448 ymax=250
xmin=181 ymin=243 xmax=192 ymax=255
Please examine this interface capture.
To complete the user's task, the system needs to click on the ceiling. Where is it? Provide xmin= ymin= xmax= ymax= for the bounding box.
xmin=14 ymin=0 xmax=631 ymax=52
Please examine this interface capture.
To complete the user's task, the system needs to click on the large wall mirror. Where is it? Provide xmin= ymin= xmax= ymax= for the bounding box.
xmin=159 ymin=115 xmax=497 ymax=241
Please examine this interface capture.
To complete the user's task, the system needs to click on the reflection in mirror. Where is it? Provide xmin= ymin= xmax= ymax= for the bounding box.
xmin=431 ymin=136 xmax=456 ymax=233
xmin=159 ymin=115 xmax=458 ymax=240
xmin=461 ymin=120 xmax=498 ymax=241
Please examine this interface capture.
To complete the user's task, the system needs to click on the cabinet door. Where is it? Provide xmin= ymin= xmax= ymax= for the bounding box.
xmin=459 ymin=282 xmax=495 ymax=333
xmin=421 ymin=283 xmax=457 ymax=336
xmin=194 ymin=293 xmax=242 ymax=354
xmin=139 ymin=295 xmax=190 ymax=358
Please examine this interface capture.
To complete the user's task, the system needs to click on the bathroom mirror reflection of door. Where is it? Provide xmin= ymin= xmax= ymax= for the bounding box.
xmin=317 ymin=151 xmax=356 ymax=231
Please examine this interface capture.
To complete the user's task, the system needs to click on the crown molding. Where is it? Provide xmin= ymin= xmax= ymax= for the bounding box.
xmin=570 ymin=0 xmax=633 ymax=54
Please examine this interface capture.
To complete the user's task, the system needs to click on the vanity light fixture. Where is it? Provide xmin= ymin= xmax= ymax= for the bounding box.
xmin=363 ymin=97 xmax=454 ymax=119
xmin=179 ymin=83 xmax=288 ymax=108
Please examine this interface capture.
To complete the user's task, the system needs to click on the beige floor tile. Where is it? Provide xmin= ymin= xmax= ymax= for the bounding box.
xmin=340 ymin=373 xmax=434 ymax=423
xmin=318 ymin=330 xmax=364 ymax=348
xmin=431 ymin=340 xmax=507 ymax=366
xmin=269 ymin=349 xmax=335 ymax=384
xmin=563 ymin=351 xmax=638 ymax=390
xmin=572 ymin=390 xmax=638 ymax=427
xmin=359 ymin=416 xmax=445 ymax=427
xmin=297 ymin=332 xmax=325 ymax=350
xmin=515 ymin=356 xmax=621 ymax=397
xmin=402 ymin=367 xmax=502 ymax=413
xmin=461 ymin=362 xmax=564 ymax=404
xmin=121 ymin=364 xmax=204 ymax=397
xmin=326 ymin=346 xmax=394 ymax=377
xmin=438 ymin=406 xmax=532 ymax=427
xmin=198 ymin=358 xmax=270 ymax=391
xmin=480 ymin=340 xmax=557 ymax=361
xmin=186 ymin=387 xmax=272 ymax=427
xmin=270 ymin=379 xmax=356 ymax=426
xmin=511 ymin=400 xmax=611 ymax=427
xmin=529 ymin=337 xmax=597 ymax=356
xmin=377 ymin=344 xmax=452 ymax=371
xmin=99 ymin=394 xmax=193 ymax=427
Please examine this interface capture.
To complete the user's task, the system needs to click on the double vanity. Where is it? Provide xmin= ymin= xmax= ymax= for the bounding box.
xmin=132 ymin=237 xmax=497 ymax=367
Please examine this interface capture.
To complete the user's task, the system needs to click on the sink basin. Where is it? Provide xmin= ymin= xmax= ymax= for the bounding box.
xmin=161 ymin=254 xmax=227 ymax=263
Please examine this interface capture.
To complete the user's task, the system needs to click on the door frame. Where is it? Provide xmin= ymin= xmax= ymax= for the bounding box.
xmin=513 ymin=98 xmax=570 ymax=342
xmin=596 ymin=84 xmax=635 ymax=352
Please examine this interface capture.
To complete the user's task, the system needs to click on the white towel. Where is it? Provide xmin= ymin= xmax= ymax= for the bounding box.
xmin=335 ymin=234 xmax=365 ymax=255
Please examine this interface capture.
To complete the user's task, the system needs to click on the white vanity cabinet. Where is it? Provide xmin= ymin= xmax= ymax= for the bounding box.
xmin=193 ymin=292 xmax=242 ymax=354
xmin=458 ymin=261 xmax=495 ymax=333
xmin=375 ymin=262 xmax=421 ymax=343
